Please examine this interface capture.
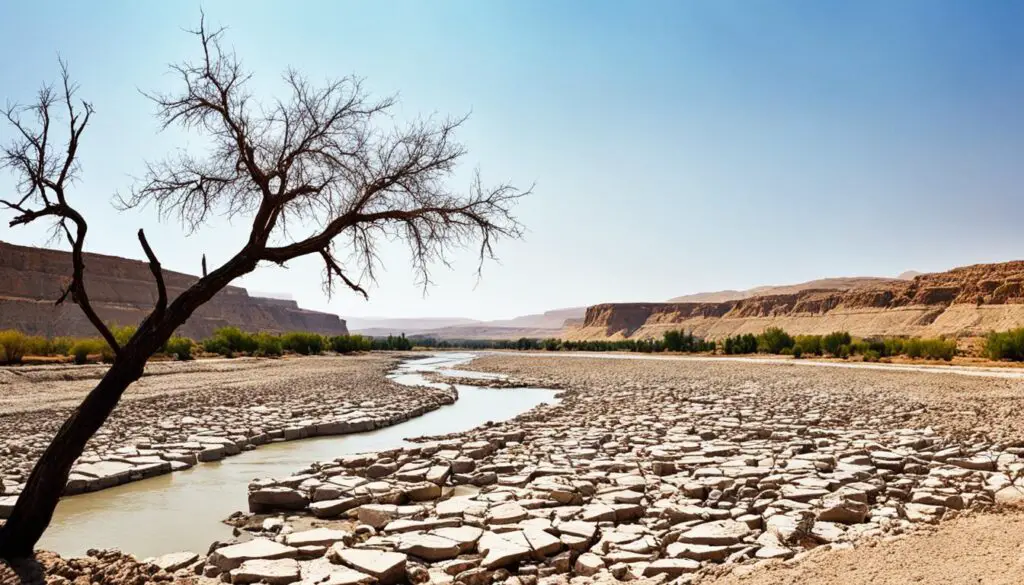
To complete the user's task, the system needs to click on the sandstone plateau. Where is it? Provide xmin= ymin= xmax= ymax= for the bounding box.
xmin=569 ymin=260 xmax=1024 ymax=340
xmin=0 ymin=241 xmax=347 ymax=339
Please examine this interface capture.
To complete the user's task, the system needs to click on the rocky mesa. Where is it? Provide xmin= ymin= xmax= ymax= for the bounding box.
xmin=0 ymin=241 xmax=348 ymax=339
xmin=568 ymin=260 xmax=1024 ymax=340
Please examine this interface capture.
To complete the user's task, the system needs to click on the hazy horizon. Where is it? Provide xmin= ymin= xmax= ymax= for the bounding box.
xmin=3 ymin=1 xmax=1023 ymax=321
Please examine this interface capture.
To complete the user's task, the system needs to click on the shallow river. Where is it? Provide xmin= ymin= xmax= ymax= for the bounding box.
xmin=39 ymin=353 xmax=558 ymax=558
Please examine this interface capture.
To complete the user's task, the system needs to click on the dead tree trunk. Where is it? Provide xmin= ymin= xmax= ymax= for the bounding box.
xmin=0 ymin=357 xmax=145 ymax=557
xmin=0 ymin=251 xmax=256 ymax=557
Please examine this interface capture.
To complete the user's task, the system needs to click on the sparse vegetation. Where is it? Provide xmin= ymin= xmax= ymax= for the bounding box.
xmin=162 ymin=337 xmax=195 ymax=361
xmin=822 ymin=331 xmax=853 ymax=356
xmin=794 ymin=335 xmax=822 ymax=356
xmin=330 ymin=335 xmax=374 ymax=354
xmin=0 ymin=330 xmax=28 ymax=365
xmin=69 ymin=339 xmax=106 ymax=365
xmin=663 ymin=330 xmax=716 ymax=352
xmin=377 ymin=334 xmax=414 ymax=351
xmin=983 ymin=328 xmax=1024 ymax=361
xmin=253 ymin=333 xmax=283 ymax=357
xmin=280 ymin=332 xmax=325 ymax=356
xmin=723 ymin=333 xmax=758 ymax=355
xmin=756 ymin=327 xmax=795 ymax=354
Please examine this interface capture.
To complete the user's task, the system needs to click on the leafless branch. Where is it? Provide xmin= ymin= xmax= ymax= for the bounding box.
xmin=137 ymin=229 xmax=167 ymax=319
xmin=124 ymin=15 xmax=527 ymax=298
xmin=319 ymin=247 xmax=368 ymax=300
xmin=0 ymin=61 xmax=119 ymax=354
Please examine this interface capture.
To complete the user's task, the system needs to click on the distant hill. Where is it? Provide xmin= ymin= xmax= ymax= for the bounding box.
xmin=348 ymin=307 xmax=586 ymax=339
xmin=668 ymin=276 xmax=907 ymax=303
xmin=482 ymin=307 xmax=585 ymax=329
xmin=0 ymin=241 xmax=347 ymax=339
xmin=569 ymin=260 xmax=1024 ymax=341
xmin=345 ymin=317 xmax=479 ymax=332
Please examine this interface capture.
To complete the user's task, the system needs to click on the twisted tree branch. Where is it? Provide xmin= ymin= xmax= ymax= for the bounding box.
xmin=137 ymin=229 xmax=167 ymax=319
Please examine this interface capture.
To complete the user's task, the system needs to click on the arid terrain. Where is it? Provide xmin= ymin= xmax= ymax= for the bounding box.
xmin=3 ymin=352 xmax=1024 ymax=584
xmin=569 ymin=260 xmax=1024 ymax=341
xmin=0 ymin=355 xmax=456 ymax=502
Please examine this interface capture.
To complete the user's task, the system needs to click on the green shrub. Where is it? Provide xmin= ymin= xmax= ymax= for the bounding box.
xmin=792 ymin=346 xmax=803 ymax=359
xmin=23 ymin=335 xmax=51 ymax=356
xmin=111 ymin=325 xmax=137 ymax=347
xmin=254 ymin=333 xmax=283 ymax=357
xmin=330 ymin=334 xmax=373 ymax=353
xmin=822 ymin=331 xmax=852 ymax=356
xmin=0 ymin=330 xmax=27 ymax=364
xmin=837 ymin=344 xmax=851 ymax=359
xmin=47 ymin=337 xmax=76 ymax=356
xmin=203 ymin=326 xmax=257 ymax=357
xmin=281 ymin=332 xmax=325 ymax=355
xmin=723 ymin=333 xmax=758 ymax=355
xmin=850 ymin=340 xmax=871 ymax=355
xmin=903 ymin=337 xmax=956 ymax=361
xmin=164 ymin=336 xmax=194 ymax=361
xmin=662 ymin=330 xmax=714 ymax=352
xmin=883 ymin=337 xmax=905 ymax=357
xmin=68 ymin=339 xmax=106 ymax=365
xmin=794 ymin=335 xmax=822 ymax=356
xmin=375 ymin=334 xmax=414 ymax=351
xmin=757 ymin=327 xmax=794 ymax=354
xmin=863 ymin=349 xmax=881 ymax=362
xmin=984 ymin=329 xmax=1024 ymax=361
xmin=202 ymin=337 xmax=233 ymax=357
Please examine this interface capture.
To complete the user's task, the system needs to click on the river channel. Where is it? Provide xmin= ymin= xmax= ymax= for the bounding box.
xmin=38 ymin=353 xmax=558 ymax=558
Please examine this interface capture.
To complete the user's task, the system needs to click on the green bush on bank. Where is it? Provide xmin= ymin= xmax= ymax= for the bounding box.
xmin=822 ymin=331 xmax=852 ymax=356
xmin=723 ymin=333 xmax=758 ymax=355
xmin=375 ymin=334 xmax=414 ymax=351
xmin=984 ymin=328 xmax=1024 ymax=361
xmin=69 ymin=338 xmax=107 ymax=364
xmin=663 ymin=330 xmax=715 ymax=352
xmin=0 ymin=330 xmax=28 ymax=364
xmin=330 ymin=334 xmax=374 ymax=353
xmin=757 ymin=327 xmax=794 ymax=354
xmin=163 ymin=336 xmax=195 ymax=361
xmin=281 ymin=332 xmax=325 ymax=355
xmin=794 ymin=335 xmax=821 ymax=356
xmin=253 ymin=333 xmax=283 ymax=357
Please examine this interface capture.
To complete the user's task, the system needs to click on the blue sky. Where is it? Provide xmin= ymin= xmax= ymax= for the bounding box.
xmin=2 ymin=1 xmax=1023 ymax=320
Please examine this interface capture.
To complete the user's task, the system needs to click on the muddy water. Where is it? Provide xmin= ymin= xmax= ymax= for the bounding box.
xmin=39 ymin=354 xmax=557 ymax=558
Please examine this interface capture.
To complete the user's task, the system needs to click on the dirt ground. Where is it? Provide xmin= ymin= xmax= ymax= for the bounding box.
xmin=709 ymin=509 xmax=1024 ymax=585
xmin=465 ymin=353 xmax=1024 ymax=584
xmin=0 ymin=354 xmax=398 ymax=414
xmin=470 ymin=352 xmax=1024 ymax=443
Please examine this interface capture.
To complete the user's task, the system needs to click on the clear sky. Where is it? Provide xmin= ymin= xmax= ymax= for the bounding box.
xmin=2 ymin=1 xmax=1024 ymax=321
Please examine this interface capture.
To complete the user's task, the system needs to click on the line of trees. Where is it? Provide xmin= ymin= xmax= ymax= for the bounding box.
xmin=411 ymin=330 xmax=717 ymax=354
xmin=1 ymin=325 xmax=977 ymax=365
xmin=719 ymin=327 xmax=957 ymax=361
xmin=0 ymin=327 xmax=195 ymax=365
xmin=0 ymin=326 xmax=418 ymax=365
xmin=412 ymin=327 xmax=962 ymax=362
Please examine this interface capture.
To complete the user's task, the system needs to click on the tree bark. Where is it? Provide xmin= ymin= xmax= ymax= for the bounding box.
xmin=0 ymin=356 xmax=146 ymax=557
xmin=0 ymin=253 xmax=256 ymax=559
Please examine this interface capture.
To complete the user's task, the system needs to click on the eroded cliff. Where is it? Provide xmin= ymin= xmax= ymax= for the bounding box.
xmin=0 ymin=241 xmax=348 ymax=339
xmin=569 ymin=261 xmax=1024 ymax=340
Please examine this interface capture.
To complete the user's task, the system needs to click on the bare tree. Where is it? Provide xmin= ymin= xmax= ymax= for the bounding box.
xmin=0 ymin=18 xmax=526 ymax=557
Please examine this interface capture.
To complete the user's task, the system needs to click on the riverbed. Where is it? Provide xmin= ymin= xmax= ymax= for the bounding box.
xmin=38 ymin=353 xmax=558 ymax=558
